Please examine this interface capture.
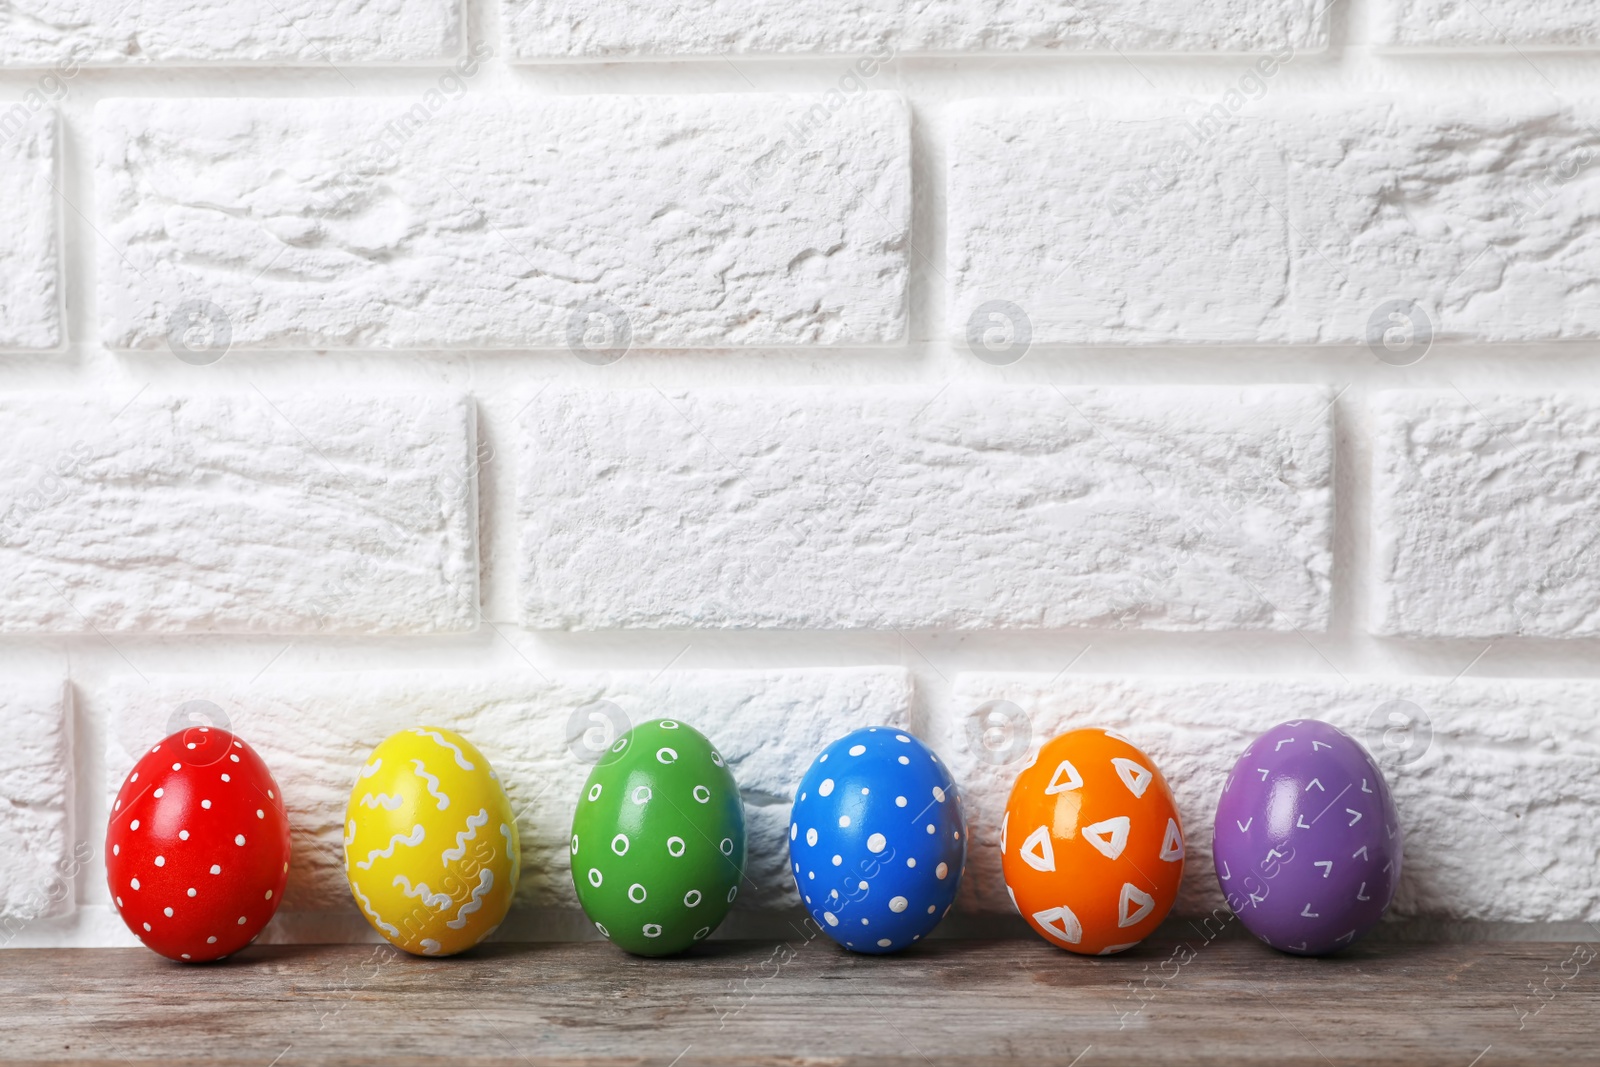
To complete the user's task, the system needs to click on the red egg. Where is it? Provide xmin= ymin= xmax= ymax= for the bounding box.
xmin=106 ymin=727 xmax=291 ymax=962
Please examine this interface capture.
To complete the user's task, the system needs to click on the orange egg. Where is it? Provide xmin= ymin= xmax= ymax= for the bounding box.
xmin=1001 ymin=728 xmax=1184 ymax=955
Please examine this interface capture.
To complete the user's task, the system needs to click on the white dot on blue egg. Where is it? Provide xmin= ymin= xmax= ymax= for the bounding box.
xmin=933 ymin=787 xmax=945 ymax=802
xmin=819 ymin=779 xmax=835 ymax=797
xmin=906 ymin=858 xmax=916 ymax=868
xmin=838 ymin=815 xmax=850 ymax=828
xmin=895 ymin=796 xmax=906 ymax=807
xmin=877 ymin=938 xmax=892 ymax=947
xmin=790 ymin=823 xmax=797 ymax=840
xmin=890 ymin=896 xmax=908 ymax=912
xmin=806 ymin=828 xmax=818 ymax=846
xmin=936 ymin=863 xmax=949 ymax=880
xmin=867 ymin=833 xmax=886 ymax=853
xmin=824 ymin=912 xmax=838 ymax=926
xmin=895 ymin=734 xmax=910 ymax=743
xmin=858 ymin=880 xmax=868 ymax=891
xmin=849 ymin=745 xmax=866 ymax=756
xmin=898 ymin=756 xmax=909 ymax=765
xmin=832 ymin=855 xmax=842 ymax=866
xmin=926 ymin=824 xmax=935 ymax=833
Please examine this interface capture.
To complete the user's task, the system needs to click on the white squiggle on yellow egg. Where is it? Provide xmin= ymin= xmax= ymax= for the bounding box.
xmin=350 ymin=881 xmax=398 ymax=937
xmin=420 ymin=939 xmax=442 ymax=955
xmin=359 ymin=792 xmax=404 ymax=810
xmin=445 ymin=868 xmax=494 ymax=930
xmin=411 ymin=728 xmax=475 ymax=771
xmin=357 ymin=824 xmax=426 ymax=870
xmin=343 ymin=820 xmax=358 ymax=847
xmin=392 ymin=874 xmax=451 ymax=910
xmin=359 ymin=758 xmax=383 ymax=779
xmin=442 ymin=809 xmax=488 ymax=866
xmin=410 ymin=759 xmax=451 ymax=811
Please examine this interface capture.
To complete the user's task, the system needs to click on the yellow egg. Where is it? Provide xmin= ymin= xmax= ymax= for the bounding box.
xmin=343 ymin=727 xmax=520 ymax=956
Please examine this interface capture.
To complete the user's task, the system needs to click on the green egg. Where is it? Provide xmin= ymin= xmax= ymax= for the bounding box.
xmin=570 ymin=718 xmax=746 ymax=956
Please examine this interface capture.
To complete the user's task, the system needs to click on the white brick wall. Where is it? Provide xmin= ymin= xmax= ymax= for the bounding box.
xmin=5 ymin=1 xmax=1600 ymax=948
xmin=0 ymin=109 xmax=59 ymax=350
xmin=0 ymin=0 xmax=461 ymax=65
xmin=518 ymin=385 xmax=1333 ymax=631
xmin=505 ymin=0 xmax=1329 ymax=59
xmin=1378 ymin=1 xmax=1600 ymax=49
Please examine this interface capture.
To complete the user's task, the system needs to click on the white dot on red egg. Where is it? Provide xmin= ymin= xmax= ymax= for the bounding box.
xmin=163 ymin=907 xmax=173 ymax=917
xmin=207 ymin=936 xmax=217 ymax=944
xmin=116 ymin=896 xmax=123 ymax=907
xmin=229 ymin=754 xmax=239 ymax=763
xmin=130 ymin=878 xmax=140 ymax=890
xmin=233 ymin=741 xmax=241 ymax=748
xmin=181 ymin=953 xmax=190 ymax=960
xmin=187 ymin=888 xmax=197 ymax=898
xmin=142 ymin=923 xmax=151 ymax=932
xmin=235 ymin=835 xmax=245 ymax=846
xmin=186 ymin=743 xmax=196 ymax=750
xmin=112 ymin=844 xmax=119 ymax=856
xmin=154 ymin=856 xmax=165 ymax=867
xmin=237 ymin=916 xmax=246 ymax=925
xmin=179 ymin=830 xmax=189 ymax=840
xmin=256 ymin=810 xmax=264 ymax=819
xmin=130 ymin=772 xmax=138 ymax=782
xmin=210 ymin=865 xmax=221 ymax=875
xmin=221 ymin=774 xmax=229 ymax=782
xmin=114 ymin=800 xmax=120 ymax=810
xmin=154 ymin=788 xmax=163 ymax=798
xmin=201 ymin=800 xmax=211 ymax=809
xmin=171 ymin=763 xmax=180 ymax=771
xmin=265 ymin=890 xmax=273 ymax=900
xmin=268 ymin=790 xmax=274 ymax=800
xmin=130 ymin=820 xmax=139 ymax=831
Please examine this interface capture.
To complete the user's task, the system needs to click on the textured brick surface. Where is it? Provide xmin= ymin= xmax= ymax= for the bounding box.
xmin=505 ymin=0 xmax=1327 ymax=58
xmin=950 ymin=97 xmax=1600 ymax=345
xmin=1373 ymin=391 xmax=1600 ymax=638
xmin=942 ymin=674 xmax=1600 ymax=922
xmin=0 ymin=110 xmax=59 ymax=349
xmin=0 ymin=679 xmax=73 ymax=927
xmin=1380 ymin=0 xmax=1600 ymax=48
xmin=98 ymin=669 xmax=913 ymax=912
xmin=517 ymin=386 xmax=1334 ymax=632
xmin=0 ymin=0 xmax=460 ymax=65
xmin=0 ymin=394 xmax=478 ymax=632
xmin=96 ymin=95 xmax=910 ymax=351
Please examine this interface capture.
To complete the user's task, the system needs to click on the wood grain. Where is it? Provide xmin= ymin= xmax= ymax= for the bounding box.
xmin=2 ymin=937 xmax=1595 ymax=1065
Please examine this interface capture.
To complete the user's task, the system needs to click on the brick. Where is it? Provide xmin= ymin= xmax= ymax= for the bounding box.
xmin=517 ymin=386 xmax=1333 ymax=631
xmin=96 ymin=95 xmax=910 ymax=351
xmin=1372 ymin=390 xmax=1600 ymax=638
xmin=0 ymin=109 xmax=59 ymax=349
xmin=0 ymin=394 xmax=477 ymax=633
xmin=942 ymin=674 xmax=1600 ymax=922
xmin=0 ymin=0 xmax=459 ymax=65
xmin=505 ymin=0 xmax=1327 ymax=58
xmin=1379 ymin=0 xmax=1600 ymax=48
xmin=949 ymin=97 xmax=1600 ymax=345
xmin=0 ymin=679 xmax=74 ymax=929
xmin=97 ymin=669 xmax=913 ymax=913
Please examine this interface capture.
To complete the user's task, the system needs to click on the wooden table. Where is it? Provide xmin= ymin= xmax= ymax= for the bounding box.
xmin=3 ymin=937 xmax=1595 ymax=1065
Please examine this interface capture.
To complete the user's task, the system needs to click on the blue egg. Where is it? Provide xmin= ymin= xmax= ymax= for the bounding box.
xmin=788 ymin=726 xmax=967 ymax=953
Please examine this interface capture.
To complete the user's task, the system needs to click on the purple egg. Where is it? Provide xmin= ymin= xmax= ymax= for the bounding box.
xmin=1212 ymin=720 xmax=1402 ymax=956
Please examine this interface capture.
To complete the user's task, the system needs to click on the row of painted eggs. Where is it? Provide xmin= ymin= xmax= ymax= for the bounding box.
xmin=106 ymin=717 xmax=1401 ymax=963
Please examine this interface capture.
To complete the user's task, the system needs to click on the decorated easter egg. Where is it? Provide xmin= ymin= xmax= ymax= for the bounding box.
xmin=106 ymin=727 xmax=291 ymax=962
xmin=343 ymin=727 xmax=520 ymax=957
xmin=1212 ymin=719 xmax=1402 ymax=955
xmin=788 ymin=727 xmax=966 ymax=953
xmin=1003 ymin=728 xmax=1184 ymax=955
xmin=571 ymin=719 xmax=744 ymax=956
